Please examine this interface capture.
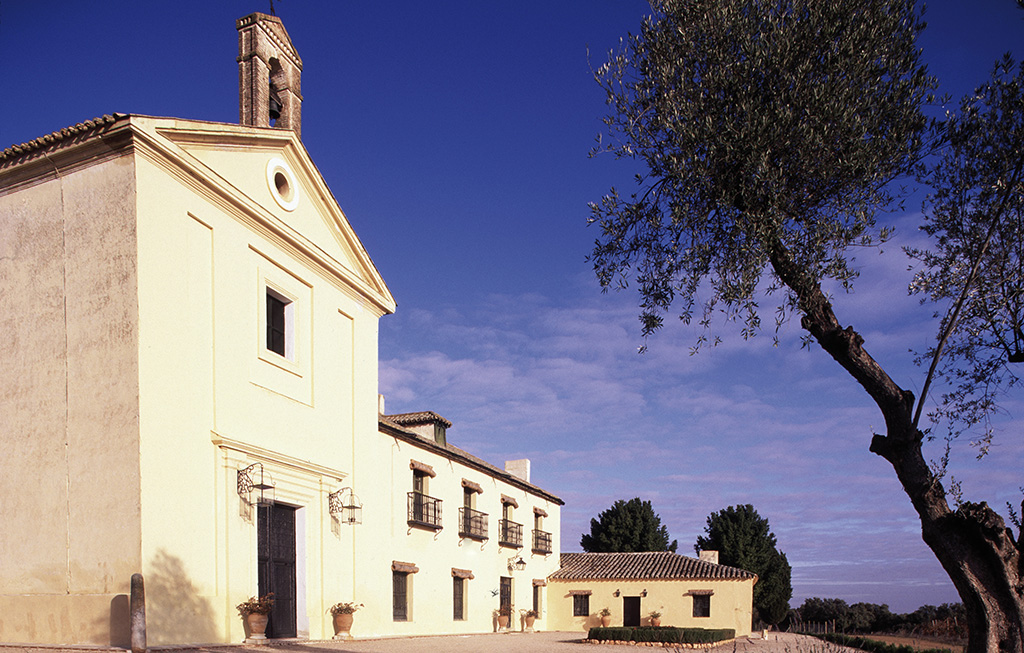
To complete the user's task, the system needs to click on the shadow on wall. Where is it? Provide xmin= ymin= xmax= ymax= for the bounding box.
xmin=146 ymin=549 xmax=218 ymax=645
xmin=109 ymin=594 xmax=130 ymax=647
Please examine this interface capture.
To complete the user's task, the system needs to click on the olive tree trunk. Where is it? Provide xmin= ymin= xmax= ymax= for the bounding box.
xmin=769 ymin=243 xmax=1024 ymax=653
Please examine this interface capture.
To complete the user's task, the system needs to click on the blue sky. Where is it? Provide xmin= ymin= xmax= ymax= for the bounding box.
xmin=3 ymin=1 xmax=1021 ymax=614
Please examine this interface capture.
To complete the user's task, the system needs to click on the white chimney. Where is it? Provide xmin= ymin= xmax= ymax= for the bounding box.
xmin=504 ymin=459 xmax=531 ymax=482
xmin=378 ymin=394 xmax=386 ymax=414
xmin=698 ymin=550 xmax=719 ymax=565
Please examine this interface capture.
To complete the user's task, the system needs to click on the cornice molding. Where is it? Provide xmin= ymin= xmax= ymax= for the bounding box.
xmin=211 ymin=431 xmax=347 ymax=481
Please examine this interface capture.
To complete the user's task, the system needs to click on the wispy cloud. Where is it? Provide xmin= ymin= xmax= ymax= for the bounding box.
xmin=379 ymin=229 xmax=1021 ymax=614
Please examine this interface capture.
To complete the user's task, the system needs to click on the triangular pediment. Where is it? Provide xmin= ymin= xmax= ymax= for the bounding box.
xmin=131 ymin=116 xmax=395 ymax=315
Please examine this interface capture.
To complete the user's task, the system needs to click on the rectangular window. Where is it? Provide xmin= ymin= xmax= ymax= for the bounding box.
xmin=453 ymin=577 xmax=465 ymax=620
xmin=264 ymin=286 xmax=296 ymax=360
xmin=693 ymin=594 xmax=711 ymax=618
xmin=393 ymin=571 xmax=409 ymax=621
xmin=533 ymin=584 xmax=541 ymax=614
xmin=573 ymin=594 xmax=589 ymax=617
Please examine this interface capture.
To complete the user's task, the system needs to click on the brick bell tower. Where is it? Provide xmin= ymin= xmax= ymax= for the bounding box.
xmin=237 ymin=12 xmax=303 ymax=138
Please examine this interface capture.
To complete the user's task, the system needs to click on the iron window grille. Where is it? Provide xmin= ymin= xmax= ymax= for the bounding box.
xmin=498 ymin=518 xmax=523 ymax=548
xmin=458 ymin=507 xmax=488 ymax=540
xmin=393 ymin=571 xmax=408 ymax=621
xmin=532 ymin=529 xmax=552 ymax=554
xmin=407 ymin=491 xmax=442 ymax=529
xmin=573 ymin=594 xmax=589 ymax=617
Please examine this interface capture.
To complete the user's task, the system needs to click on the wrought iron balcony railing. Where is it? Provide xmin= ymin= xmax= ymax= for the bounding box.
xmin=459 ymin=507 xmax=489 ymax=540
xmin=498 ymin=518 xmax=523 ymax=547
xmin=407 ymin=491 xmax=442 ymax=529
xmin=532 ymin=528 xmax=552 ymax=554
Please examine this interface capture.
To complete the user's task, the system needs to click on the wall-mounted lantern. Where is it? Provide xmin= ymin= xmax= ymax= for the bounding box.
xmin=329 ymin=487 xmax=363 ymax=525
xmin=641 ymin=589 xmax=648 ymax=597
xmin=237 ymin=462 xmax=275 ymax=506
xmin=507 ymin=555 xmax=527 ymax=572
xmin=613 ymin=589 xmax=621 ymax=597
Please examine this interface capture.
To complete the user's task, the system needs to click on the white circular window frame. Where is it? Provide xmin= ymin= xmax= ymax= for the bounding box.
xmin=266 ymin=157 xmax=300 ymax=212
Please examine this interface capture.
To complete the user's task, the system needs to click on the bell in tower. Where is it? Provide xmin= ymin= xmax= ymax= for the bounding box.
xmin=237 ymin=12 xmax=303 ymax=138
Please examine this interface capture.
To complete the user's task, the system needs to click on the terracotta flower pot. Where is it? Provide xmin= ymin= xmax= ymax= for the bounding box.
xmin=600 ymin=614 xmax=612 ymax=627
xmin=525 ymin=614 xmax=536 ymax=630
xmin=497 ymin=614 xmax=510 ymax=629
xmin=246 ymin=613 xmax=269 ymax=640
xmin=333 ymin=612 xmax=354 ymax=639
xmin=651 ymin=617 xmax=661 ymax=627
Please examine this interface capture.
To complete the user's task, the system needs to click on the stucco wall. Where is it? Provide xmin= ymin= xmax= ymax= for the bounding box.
xmin=547 ymin=579 xmax=755 ymax=637
xmin=0 ymin=151 xmax=142 ymax=646
xmin=130 ymin=135 xmax=386 ymax=644
xmin=346 ymin=431 xmax=562 ymax=638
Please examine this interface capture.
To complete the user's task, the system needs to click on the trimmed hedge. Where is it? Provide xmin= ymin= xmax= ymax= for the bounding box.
xmin=587 ymin=626 xmax=736 ymax=644
xmin=809 ymin=632 xmax=954 ymax=653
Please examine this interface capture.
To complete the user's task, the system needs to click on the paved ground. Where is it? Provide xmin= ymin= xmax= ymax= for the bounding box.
xmin=152 ymin=631 xmax=848 ymax=653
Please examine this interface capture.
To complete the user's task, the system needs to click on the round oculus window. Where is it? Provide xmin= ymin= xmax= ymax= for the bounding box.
xmin=266 ymin=157 xmax=299 ymax=211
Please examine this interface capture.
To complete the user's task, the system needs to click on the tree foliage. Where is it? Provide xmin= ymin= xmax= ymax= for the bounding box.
xmin=906 ymin=57 xmax=1024 ymax=454
xmin=581 ymin=497 xmax=678 ymax=553
xmin=696 ymin=505 xmax=792 ymax=625
xmin=589 ymin=1 xmax=1024 ymax=650
xmin=590 ymin=0 xmax=931 ymax=348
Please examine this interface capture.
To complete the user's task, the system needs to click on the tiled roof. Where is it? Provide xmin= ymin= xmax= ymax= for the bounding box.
xmin=378 ymin=416 xmax=563 ymax=506
xmin=1 ymin=114 xmax=126 ymax=163
xmin=386 ymin=411 xmax=452 ymax=428
xmin=550 ymin=552 xmax=756 ymax=581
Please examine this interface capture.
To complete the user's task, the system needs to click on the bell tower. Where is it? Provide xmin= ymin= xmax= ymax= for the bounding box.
xmin=237 ymin=13 xmax=303 ymax=138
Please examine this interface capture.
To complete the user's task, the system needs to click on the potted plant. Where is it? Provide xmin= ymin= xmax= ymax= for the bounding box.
xmin=523 ymin=609 xmax=539 ymax=630
xmin=495 ymin=605 xmax=512 ymax=630
xmin=599 ymin=607 xmax=612 ymax=627
xmin=236 ymin=594 xmax=274 ymax=641
xmin=329 ymin=601 xmax=362 ymax=639
xmin=649 ymin=610 xmax=662 ymax=627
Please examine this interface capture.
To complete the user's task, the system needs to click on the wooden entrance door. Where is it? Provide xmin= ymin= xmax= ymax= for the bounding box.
xmin=258 ymin=503 xmax=297 ymax=638
xmin=623 ymin=596 xmax=641 ymax=627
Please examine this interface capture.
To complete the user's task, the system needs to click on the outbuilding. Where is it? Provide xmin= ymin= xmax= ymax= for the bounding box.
xmin=547 ymin=551 xmax=757 ymax=636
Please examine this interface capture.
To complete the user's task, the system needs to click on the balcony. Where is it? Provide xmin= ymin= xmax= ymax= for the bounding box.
xmin=407 ymin=491 xmax=442 ymax=530
xmin=459 ymin=507 xmax=489 ymax=540
xmin=498 ymin=519 xmax=523 ymax=548
xmin=532 ymin=528 xmax=552 ymax=554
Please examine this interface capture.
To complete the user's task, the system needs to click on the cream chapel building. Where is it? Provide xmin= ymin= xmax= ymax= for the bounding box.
xmin=0 ymin=13 xmax=755 ymax=647
xmin=0 ymin=12 xmax=562 ymax=646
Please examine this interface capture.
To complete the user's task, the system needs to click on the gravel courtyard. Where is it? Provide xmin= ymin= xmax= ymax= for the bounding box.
xmin=147 ymin=631 xmax=853 ymax=653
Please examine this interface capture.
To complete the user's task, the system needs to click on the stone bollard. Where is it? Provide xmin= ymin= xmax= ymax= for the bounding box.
xmin=130 ymin=573 xmax=147 ymax=653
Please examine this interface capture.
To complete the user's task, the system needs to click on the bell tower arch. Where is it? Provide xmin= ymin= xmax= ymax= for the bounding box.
xmin=237 ymin=13 xmax=303 ymax=137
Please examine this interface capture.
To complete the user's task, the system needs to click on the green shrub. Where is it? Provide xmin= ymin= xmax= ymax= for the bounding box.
xmin=811 ymin=632 xmax=953 ymax=653
xmin=587 ymin=626 xmax=735 ymax=644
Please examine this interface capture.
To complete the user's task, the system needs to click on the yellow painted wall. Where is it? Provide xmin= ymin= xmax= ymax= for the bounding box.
xmin=0 ymin=150 xmax=142 ymax=646
xmin=547 ymin=579 xmax=755 ymax=637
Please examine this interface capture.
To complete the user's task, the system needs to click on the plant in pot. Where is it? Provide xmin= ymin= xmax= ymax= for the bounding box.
xmin=329 ymin=601 xmax=363 ymax=640
xmin=494 ymin=604 xmax=512 ymax=630
xmin=236 ymin=593 xmax=274 ymax=641
xmin=599 ymin=607 xmax=612 ymax=627
xmin=523 ymin=609 xmax=539 ymax=630
xmin=649 ymin=610 xmax=662 ymax=627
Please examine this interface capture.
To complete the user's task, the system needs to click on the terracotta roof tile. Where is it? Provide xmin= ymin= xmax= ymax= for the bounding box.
xmin=385 ymin=411 xmax=452 ymax=428
xmin=1 ymin=114 xmax=127 ymax=163
xmin=550 ymin=552 xmax=756 ymax=581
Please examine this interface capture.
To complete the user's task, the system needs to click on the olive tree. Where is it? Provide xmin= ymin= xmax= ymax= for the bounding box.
xmin=588 ymin=1 xmax=1022 ymax=650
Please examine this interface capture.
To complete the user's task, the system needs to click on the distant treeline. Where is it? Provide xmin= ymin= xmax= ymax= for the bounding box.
xmin=788 ymin=598 xmax=966 ymax=638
